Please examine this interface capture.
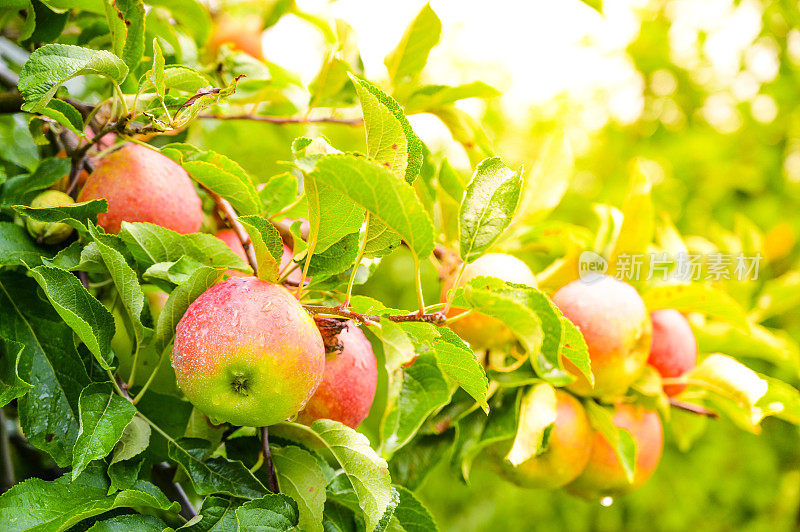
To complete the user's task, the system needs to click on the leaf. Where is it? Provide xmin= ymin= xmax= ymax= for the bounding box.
xmin=643 ymin=284 xmax=750 ymax=330
xmin=608 ymin=160 xmax=655 ymax=274
xmin=18 ymin=44 xmax=128 ymax=112
xmin=259 ymin=172 xmax=299 ymax=218
xmin=235 ymin=494 xmax=299 ymax=531
xmin=514 ymin=133 xmax=573 ymax=223
xmin=0 ymin=464 xmax=177 ymax=532
xmin=180 ymin=496 xmax=238 ymax=531
xmin=87 ymin=514 xmax=167 ymax=531
xmin=39 ymin=99 xmax=84 ymax=137
xmin=380 ymin=354 xmax=451 ymax=455
xmin=108 ymin=457 xmax=143 ymax=493
xmin=384 ymin=3 xmax=441 ymax=88
xmin=459 ymin=157 xmax=523 ymax=262
xmin=72 ymin=383 xmax=137 ymax=479
xmin=687 ymin=354 xmax=768 ymax=410
xmin=171 ymin=76 xmax=242 ymax=127
xmin=119 ymin=222 xmax=250 ymax=273
xmin=0 ymin=342 xmax=31 ymax=407
xmin=111 ymin=415 xmax=151 ymax=464
xmin=161 ymin=144 xmax=262 ymax=216
xmin=0 ymin=272 xmax=89 ymax=466
xmin=307 ymin=155 xmax=434 ymax=260
xmin=585 ymin=402 xmax=636 ymax=483
xmin=14 ymin=198 xmax=108 ymax=234
xmin=432 ymin=328 xmax=489 ymax=412
xmin=388 ymin=431 xmax=454 ymax=490
xmin=28 ymin=265 xmax=116 ymax=369
xmin=147 ymin=38 xmax=166 ymax=100
xmin=147 ymin=0 xmax=212 ymax=46
xmin=168 ymin=437 xmax=268 ymax=499
xmin=0 ymin=222 xmax=51 ymax=267
xmin=391 ymin=485 xmax=438 ymax=532
xmin=104 ymin=0 xmax=145 ymax=74
xmin=350 ymin=76 xmax=423 ymax=183
xmin=405 ymin=82 xmax=500 ymax=114
xmin=0 ymin=157 xmax=70 ymax=208
xmin=437 ymin=159 xmax=465 ymax=203
xmin=304 ymin=232 xmax=362 ymax=280
xmin=238 ymin=215 xmax=283 ymax=282
xmin=272 ymin=445 xmax=327 ymax=532
xmin=505 ymin=383 xmax=557 ymax=466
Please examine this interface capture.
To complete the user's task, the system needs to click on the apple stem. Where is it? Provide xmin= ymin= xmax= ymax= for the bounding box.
xmin=261 ymin=426 xmax=279 ymax=493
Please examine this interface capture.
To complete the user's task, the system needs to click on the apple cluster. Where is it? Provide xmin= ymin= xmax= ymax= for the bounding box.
xmin=444 ymin=254 xmax=698 ymax=499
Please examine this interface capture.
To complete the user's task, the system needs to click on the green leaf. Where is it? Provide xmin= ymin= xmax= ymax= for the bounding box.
xmin=168 ymin=437 xmax=268 ymax=499
xmin=87 ymin=514 xmax=167 ymax=531
xmin=608 ymin=160 xmax=655 ymax=274
xmin=0 ymin=342 xmax=31 ymax=407
xmin=0 ymin=157 xmax=71 ymax=208
xmin=585 ymin=401 xmax=636 ymax=483
xmin=0 ymin=464 xmax=177 ymax=532
xmin=304 ymin=232 xmax=362 ymax=280
xmin=108 ymin=457 xmax=143 ymax=493
xmin=0 ymin=222 xmax=51 ymax=267
xmin=72 ymin=383 xmax=137 ymax=479
xmin=307 ymin=155 xmax=434 ymax=260
xmin=350 ymin=76 xmax=423 ymax=183
xmin=388 ymin=431 xmax=453 ymax=490
xmin=147 ymin=38 xmax=166 ymax=100
xmin=384 ymin=3 xmax=441 ymax=88
xmin=18 ymin=44 xmax=128 ymax=112
xmin=437 ymin=159 xmax=465 ymax=204
xmin=39 ymin=99 xmax=85 ymax=137
xmin=272 ymin=445 xmax=327 ymax=532
xmin=110 ymin=415 xmax=150 ymax=464
xmin=134 ymin=390 xmax=192 ymax=460
xmin=28 ymin=265 xmax=116 ymax=369
xmin=459 ymin=157 xmax=523 ymax=262
xmin=170 ymin=76 xmax=242 ymax=127
xmin=643 ymin=284 xmax=750 ymax=330
xmin=147 ymin=0 xmax=212 ymax=46
xmin=119 ymin=221 xmax=250 ymax=273
xmin=405 ymin=82 xmax=500 ymax=114
xmin=153 ymin=266 xmax=222 ymax=354
xmin=235 ymin=494 xmax=299 ymax=531
xmin=259 ymin=172 xmax=299 ymax=218
xmin=0 ymin=272 xmax=89 ymax=466
xmin=391 ymin=485 xmax=438 ymax=532
xmin=161 ymin=144 xmax=262 ymax=216
xmin=104 ymin=0 xmax=145 ymax=75
xmin=514 ymin=133 xmax=573 ymax=223
xmin=504 ymin=383 xmax=557 ymax=466
xmin=380 ymin=354 xmax=452 ymax=456
xmin=238 ymin=215 xmax=283 ymax=282
xmin=180 ymin=496 xmax=238 ymax=531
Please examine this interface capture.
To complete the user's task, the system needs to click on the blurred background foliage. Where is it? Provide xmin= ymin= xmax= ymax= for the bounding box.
xmin=3 ymin=0 xmax=800 ymax=529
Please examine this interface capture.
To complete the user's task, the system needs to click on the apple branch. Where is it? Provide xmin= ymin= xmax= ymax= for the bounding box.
xmin=303 ymin=305 xmax=447 ymax=326
xmin=668 ymin=398 xmax=718 ymax=418
xmin=199 ymin=113 xmax=363 ymax=126
xmin=206 ymin=190 xmax=259 ymax=276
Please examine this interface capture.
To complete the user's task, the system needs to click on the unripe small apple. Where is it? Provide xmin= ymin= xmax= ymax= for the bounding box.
xmin=553 ymin=276 xmax=651 ymax=399
xmin=299 ymin=321 xmax=378 ymax=429
xmin=566 ymin=403 xmax=663 ymax=499
xmin=172 ymin=276 xmax=324 ymax=427
xmin=442 ymin=253 xmax=537 ymax=349
xmin=25 ymin=190 xmax=75 ymax=245
xmin=78 ymin=144 xmax=203 ymax=234
xmin=494 ymin=390 xmax=593 ymax=489
xmin=648 ymin=309 xmax=697 ymax=396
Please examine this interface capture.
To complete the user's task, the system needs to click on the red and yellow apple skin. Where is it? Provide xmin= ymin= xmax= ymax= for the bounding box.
xmin=171 ymin=276 xmax=324 ymax=427
xmin=215 ymin=229 xmax=248 ymax=278
xmin=495 ymin=391 xmax=593 ymax=489
xmin=567 ymin=403 xmax=663 ymax=499
xmin=442 ymin=253 xmax=537 ymax=349
xmin=299 ymin=321 xmax=378 ymax=429
xmin=78 ymin=144 xmax=203 ymax=234
xmin=553 ymin=276 xmax=651 ymax=399
xmin=647 ymin=309 xmax=697 ymax=396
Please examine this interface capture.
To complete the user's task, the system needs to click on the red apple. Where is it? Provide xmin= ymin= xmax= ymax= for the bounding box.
xmin=648 ymin=309 xmax=698 ymax=396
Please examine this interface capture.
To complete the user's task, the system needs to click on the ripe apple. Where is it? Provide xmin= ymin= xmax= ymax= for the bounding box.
xmin=442 ymin=253 xmax=537 ymax=349
xmin=215 ymin=229 xmax=302 ymax=283
xmin=566 ymin=403 xmax=663 ymax=499
xmin=553 ymin=276 xmax=651 ymax=399
xmin=78 ymin=144 xmax=203 ymax=234
xmin=171 ymin=276 xmax=324 ymax=426
xmin=25 ymin=190 xmax=75 ymax=245
xmin=648 ymin=309 xmax=698 ymax=396
xmin=298 ymin=321 xmax=378 ymax=429
xmin=209 ymin=13 xmax=264 ymax=60
xmin=494 ymin=390 xmax=593 ymax=489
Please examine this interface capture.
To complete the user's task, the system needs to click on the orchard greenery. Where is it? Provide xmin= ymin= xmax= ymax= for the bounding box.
xmin=0 ymin=1 xmax=798 ymax=531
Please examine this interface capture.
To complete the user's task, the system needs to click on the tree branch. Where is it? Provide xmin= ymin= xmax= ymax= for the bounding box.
xmin=303 ymin=305 xmax=446 ymax=326
xmin=0 ymin=408 xmax=15 ymax=493
xmin=198 ymin=114 xmax=363 ymax=126
xmin=260 ymin=427 xmax=279 ymax=493
xmin=206 ymin=190 xmax=259 ymax=276
xmin=153 ymin=462 xmax=197 ymax=520
xmin=669 ymin=398 xmax=718 ymax=418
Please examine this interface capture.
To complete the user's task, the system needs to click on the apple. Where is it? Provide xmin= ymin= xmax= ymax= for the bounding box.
xmin=78 ymin=144 xmax=203 ymax=234
xmin=25 ymin=190 xmax=75 ymax=245
xmin=566 ymin=403 xmax=663 ymax=499
xmin=553 ymin=276 xmax=651 ymax=399
xmin=209 ymin=13 xmax=264 ymax=60
xmin=442 ymin=253 xmax=537 ymax=349
xmin=215 ymin=229 xmax=302 ymax=283
xmin=298 ymin=321 xmax=378 ymax=429
xmin=648 ymin=309 xmax=697 ymax=396
xmin=494 ymin=390 xmax=593 ymax=489
xmin=171 ymin=276 xmax=324 ymax=426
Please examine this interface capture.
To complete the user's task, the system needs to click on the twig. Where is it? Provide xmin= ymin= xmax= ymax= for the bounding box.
xmin=669 ymin=398 xmax=718 ymax=418
xmin=207 ymin=190 xmax=259 ymax=275
xmin=0 ymin=408 xmax=15 ymax=493
xmin=260 ymin=427 xmax=279 ymax=493
xmin=153 ymin=462 xmax=197 ymax=520
xmin=303 ymin=305 xmax=446 ymax=326
xmin=199 ymin=114 xmax=363 ymax=126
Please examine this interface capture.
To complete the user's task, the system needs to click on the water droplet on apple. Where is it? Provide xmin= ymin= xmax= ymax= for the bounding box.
xmin=600 ymin=496 xmax=613 ymax=507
